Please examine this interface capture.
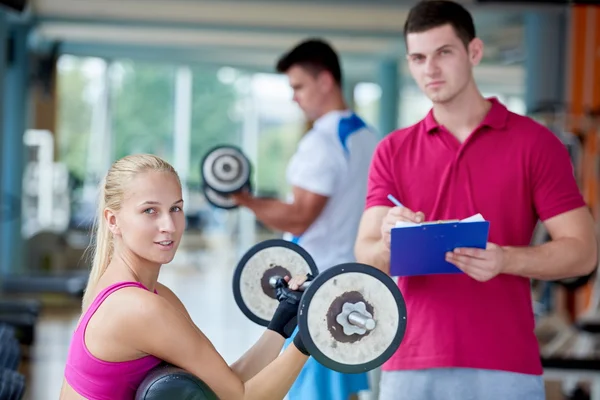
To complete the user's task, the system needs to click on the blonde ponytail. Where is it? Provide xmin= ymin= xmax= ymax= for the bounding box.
xmin=81 ymin=154 xmax=180 ymax=309
xmin=82 ymin=183 xmax=113 ymax=308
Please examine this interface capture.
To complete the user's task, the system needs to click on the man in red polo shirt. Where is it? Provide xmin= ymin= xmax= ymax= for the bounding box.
xmin=354 ymin=1 xmax=598 ymax=399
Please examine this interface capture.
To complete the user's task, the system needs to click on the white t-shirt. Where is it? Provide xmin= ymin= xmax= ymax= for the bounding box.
xmin=283 ymin=110 xmax=379 ymax=271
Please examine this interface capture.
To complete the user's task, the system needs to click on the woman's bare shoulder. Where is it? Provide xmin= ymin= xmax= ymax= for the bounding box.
xmin=103 ymin=285 xmax=170 ymax=319
xmin=82 ymin=283 xmax=172 ymax=362
xmin=87 ymin=283 xmax=173 ymax=340
xmin=154 ymin=282 xmax=193 ymax=321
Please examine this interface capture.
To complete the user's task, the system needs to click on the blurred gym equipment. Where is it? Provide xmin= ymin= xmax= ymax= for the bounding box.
xmin=0 ymin=322 xmax=27 ymax=398
xmin=0 ymin=0 xmax=26 ymax=13
xmin=2 ymin=130 xmax=87 ymax=297
xmin=528 ymin=104 xmax=600 ymax=400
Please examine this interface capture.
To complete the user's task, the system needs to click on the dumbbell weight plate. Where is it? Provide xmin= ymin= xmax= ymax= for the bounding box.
xmin=298 ymin=262 xmax=407 ymax=374
xmin=201 ymin=145 xmax=251 ymax=194
xmin=0 ymin=324 xmax=18 ymax=370
xmin=202 ymin=181 xmax=252 ymax=210
xmin=0 ymin=339 xmax=19 ymax=371
xmin=232 ymin=239 xmax=319 ymax=327
xmin=7 ymin=337 xmax=20 ymax=370
xmin=0 ymin=368 xmax=25 ymax=400
xmin=0 ymin=371 xmax=5 ymax=400
xmin=11 ymin=370 xmax=26 ymax=400
xmin=203 ymin=183 xmax=236 ymax=210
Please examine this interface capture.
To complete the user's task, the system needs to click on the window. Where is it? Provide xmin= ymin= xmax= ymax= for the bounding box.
xmin=188 ymin=66 xmax=245 ymax=188
xmin=56 ymin=55 xmax=109 ymax=229
xmin=56 ymin=55 xmax=107 ymax=183
xmin=248 ymin=73 xmax=304 ymax=200
xmin=354 ymin=82 xmax=381 ymax=128
xmin=398 ymin=85 xmax=432 ymax=128
xmin=110 ymin=61 xmax=177 ymax=163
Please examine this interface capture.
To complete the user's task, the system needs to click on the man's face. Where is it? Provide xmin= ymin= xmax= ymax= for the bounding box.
xmin=405 ymin=24 xmax=482 ymax=104
xmin=286 ymin=65 xmax=327 ymax=121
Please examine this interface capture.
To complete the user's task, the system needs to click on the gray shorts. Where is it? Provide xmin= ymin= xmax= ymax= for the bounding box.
xmin=378 ymin=368 xmax=545 ymax=400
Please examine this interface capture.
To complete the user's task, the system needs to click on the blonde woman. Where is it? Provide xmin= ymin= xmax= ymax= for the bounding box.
xmin=60 ymin=154 xmax=309 ymax=400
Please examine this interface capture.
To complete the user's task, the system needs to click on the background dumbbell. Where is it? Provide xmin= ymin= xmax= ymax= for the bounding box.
xmin=0 ymin=368 xmax=25 ymax=400
xmin=0 ymin=323 xmax=21 ymax=371
xmin=232 ymin=239 xmax=408 ymax=374
xmin=202 ymin=180 xmax=252 ymax=210
xmin=200 ymin=145 xmax=252 ymax=210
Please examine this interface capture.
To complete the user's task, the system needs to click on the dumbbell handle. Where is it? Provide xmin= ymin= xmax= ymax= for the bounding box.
xmin=347 ymin=311 xmax=376 ymax=331
xmin=270 ymin=275 xmax=376 ymax=331
xmin=269 ymin=275 xmax=312 ymax=291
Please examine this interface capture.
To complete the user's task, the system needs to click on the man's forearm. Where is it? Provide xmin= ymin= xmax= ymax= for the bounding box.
xmin=355 ymin=238 xmax=391 ymax=275
xmin=240 ymin=197 xmax=306 ymax=236
xmin=504 ymin=237 xmax=597 ymax=280
xmin=230 ymin=330 xmax=285 ymax=382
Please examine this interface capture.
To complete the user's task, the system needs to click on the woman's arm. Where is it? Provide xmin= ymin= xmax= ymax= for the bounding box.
xmin=155 ymin=282 xmax=196 ymax=323
xmin=156 ymin=282 xmax=293 ymax=381
xmin=229 ymin=330 xmax=288 ymax=382
xmin=125 ymin=289 xmax=308 ymax=400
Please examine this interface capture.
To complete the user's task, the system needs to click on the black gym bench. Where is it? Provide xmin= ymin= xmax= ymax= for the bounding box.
xmin=0 ymin=271 xmax=86 ymax=346
xmin=135 ymin=364 xmax=217 ymax=400
xmin=1 ymin=272 xmax=87 ymax=297
xmin=0 ymin=322 xmax=26 ymax=399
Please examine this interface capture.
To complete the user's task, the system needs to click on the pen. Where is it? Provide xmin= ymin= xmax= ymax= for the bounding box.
xmin=387 ymin=194 xmax=403 ymax=208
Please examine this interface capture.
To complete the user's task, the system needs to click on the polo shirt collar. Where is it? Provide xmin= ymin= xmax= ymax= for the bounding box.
xmin=423 ymin=97 xmax=509 ymax=134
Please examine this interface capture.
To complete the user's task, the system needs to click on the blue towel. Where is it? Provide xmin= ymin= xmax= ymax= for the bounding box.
xmin=283 ymin=327 xmax=370 ymax=400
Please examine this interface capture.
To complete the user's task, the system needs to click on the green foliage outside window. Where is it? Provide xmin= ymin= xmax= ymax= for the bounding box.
xmin=56 ymin=55 xmax=302 ymax=206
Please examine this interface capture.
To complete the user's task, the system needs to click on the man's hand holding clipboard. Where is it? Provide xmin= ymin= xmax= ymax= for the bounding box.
xmin=445 ymin=242 xmax=507 ymax=282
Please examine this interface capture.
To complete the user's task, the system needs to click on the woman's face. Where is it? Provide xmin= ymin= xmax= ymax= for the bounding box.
xmin=108 ymin=170 xmax=185 ymax=266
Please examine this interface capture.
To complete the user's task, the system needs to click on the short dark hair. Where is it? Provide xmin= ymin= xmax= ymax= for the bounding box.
xmin=404 ymin=0 xmax=476 ymax=49
xmin=276 ymin=38 xmax=342 ymax=86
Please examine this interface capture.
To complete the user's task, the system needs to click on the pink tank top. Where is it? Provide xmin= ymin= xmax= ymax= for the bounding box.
xmin=64 ymin=281 xmax=163 ymax=399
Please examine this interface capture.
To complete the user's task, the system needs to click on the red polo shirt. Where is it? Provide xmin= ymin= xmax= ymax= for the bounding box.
xmin=366 ymin=98 xmax=585 ymax=375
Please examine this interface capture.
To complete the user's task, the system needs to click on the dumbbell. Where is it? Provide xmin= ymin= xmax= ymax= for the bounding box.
xmin=232 ymin=239 xmax=407 ymax=374
xmin=0 ymin=323 xmax=20 ymax=370
xmin=0 ymin=368 xmax=25 ymax=400
xmin=135 ymin=364 xmax=217 ymax=400
xmin=200 ymin=145 xmax=252 ymax=210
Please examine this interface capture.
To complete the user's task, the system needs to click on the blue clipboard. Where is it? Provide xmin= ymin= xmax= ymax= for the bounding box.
xmin=390 ymin=220 xmax=490 ymax=277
